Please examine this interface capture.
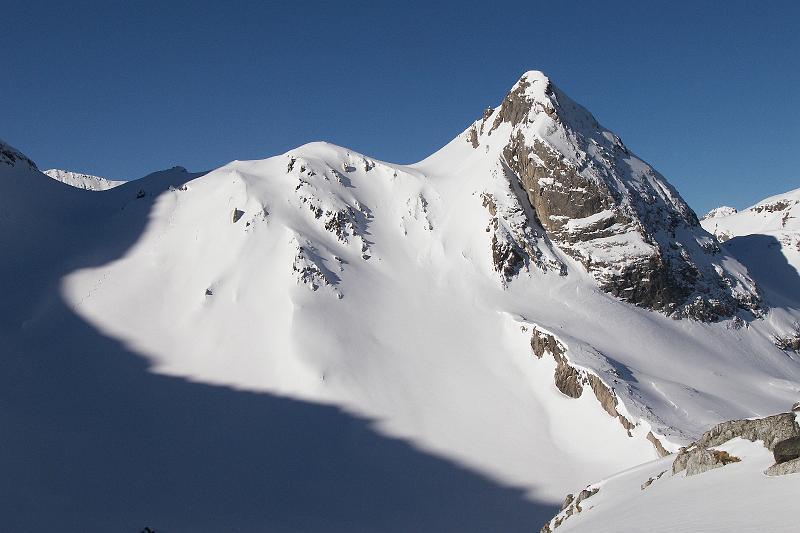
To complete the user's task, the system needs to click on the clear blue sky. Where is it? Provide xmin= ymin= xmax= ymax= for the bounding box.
xmin=2 ymin=0 xmax=798 ymax=214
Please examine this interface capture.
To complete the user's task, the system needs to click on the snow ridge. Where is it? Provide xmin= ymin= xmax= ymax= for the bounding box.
xmin=44 ymin=169 xmax=125 ymax=191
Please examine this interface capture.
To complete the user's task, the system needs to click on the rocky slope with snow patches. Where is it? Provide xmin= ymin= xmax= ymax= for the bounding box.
xmin=463 ymin=72 xmax=759 ymax=320
xmin=2 ymin=73 xmax=800 ymax=531
xmin=44 ymin=168 xmax=125 ymax=190
xmin=541 ymin=411 xmax=800 ymax=533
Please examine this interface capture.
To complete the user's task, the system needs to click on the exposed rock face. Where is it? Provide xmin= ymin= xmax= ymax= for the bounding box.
xmin=765 ymin=457 xmax=800 ymax=476
xmin=467 ymin=72 xmax=760 ymax=320
xmin=646 ymin=431 xmax=670 ymax=457
xmin=672 ymin=412 xmax=800 ymax=476
xmin=773 ymin=436 xmax=800 ymax=464
xmin=683 ymin=448 xmax=740 ymax=476
xmin=529 ymin=327 xmax=654 ymax=443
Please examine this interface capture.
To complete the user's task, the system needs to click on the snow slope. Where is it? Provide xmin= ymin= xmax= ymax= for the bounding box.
xmin=3 ymin=73 xmax=800 ymax=532
xmin=43 ymin=168 xmax=125 ymax=190
xmin=544 ymin=414 xmax=800 ymax=533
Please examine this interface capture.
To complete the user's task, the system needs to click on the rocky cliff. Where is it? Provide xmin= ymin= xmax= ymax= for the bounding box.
xmin=466 ymin=72 xmax=760 ymax=320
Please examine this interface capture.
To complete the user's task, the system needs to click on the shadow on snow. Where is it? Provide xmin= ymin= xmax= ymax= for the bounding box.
xmin=0 ymin=173 xmax=557 ymax=532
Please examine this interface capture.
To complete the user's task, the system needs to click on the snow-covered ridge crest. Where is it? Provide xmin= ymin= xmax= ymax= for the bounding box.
xmin=44 ymin=169 xmax=125 ymax=191
xmin=702 ymin=205 xmax=737 ymax=220
xmin=0 ymin=138 xmax=38 ymax=173
xmin=463 ymin=71 xmax=760 ymax=320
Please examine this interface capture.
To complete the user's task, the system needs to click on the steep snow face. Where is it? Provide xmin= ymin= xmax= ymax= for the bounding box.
xmin=457 ymin=71 xmax=759 ymax=320
xmin=44 ymin=169 xmax=125 ymax=191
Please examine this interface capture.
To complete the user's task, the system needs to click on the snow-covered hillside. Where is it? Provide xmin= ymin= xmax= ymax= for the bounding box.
xmin=44 ymin=168 xmax=125 ymax=190
xmin=541 ymin=411 xmax=800 ymax=533
xmin=2 ymin=72 xmax=800 ymax=532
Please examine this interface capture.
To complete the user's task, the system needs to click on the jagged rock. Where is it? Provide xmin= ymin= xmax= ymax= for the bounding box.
xmin=684 ymin=448 xmax=740 ymax=476
xmin=640 ymin=470 xmax=666 ymax=490
xmin=467 ymin=126 xmax=479 ymax=148
xmin=540 ymin=487 xmax=599 ymax=532
xmin=530 ymin=327 xmax=565 ymax=360
xmin=765 ymin=456 xmax=800 ymax=476
xmin=694 ymin=413 xmax=799 ymax=451
xmin=232 ymin=208 xmax=245 ymax=223
xmin=587 ymin=374 xmax=621 ymax=419
xmin=647 ymin=431 xmax=670 ymax=457
xmin=529 ymin=327 xmax=649 ymax=443
xmin=560 ymin=493 xmax=574 ymax=511
xmin=773 ymin=436 xmax=800 ymax=464
xmin=553 ymin=351 xmax=583 ymax=398
xmin=491 ymin=233 xmax=525 ymax=281
xmin=673 ymin=412 xmax=800 ymax=475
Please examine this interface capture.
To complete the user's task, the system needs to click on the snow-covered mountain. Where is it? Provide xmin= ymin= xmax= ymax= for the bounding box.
xmin=701 ymin=205 xmax=737 ymax=220
xmin=702 ymin=188 xmax=799 ymax=244
xmin=701 ymin=188 xmax=800 ymax=337
xmin=43 ymin=168 xmax=125 ymax=190
xmin=464 ymin=73 xmax=758 ymax=320
xmin=2 ymin=72 xmax=799 ymax=532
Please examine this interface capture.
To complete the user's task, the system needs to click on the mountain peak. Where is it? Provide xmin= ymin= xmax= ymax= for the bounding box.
xmin=461 ymin=72 xmax=760 ymax=319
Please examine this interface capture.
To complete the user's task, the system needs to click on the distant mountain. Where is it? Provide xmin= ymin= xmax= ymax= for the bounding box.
xmin=1 ymin=74 xmax=799 ymax=532
xmin=701 ymin=187 xmax=800 ymax=328
xmin=701 ymin=205 xmax=737 ymax=220
xmin=702 ymin=188 xmax=800 ymax=242
xmin=43 ymin=168 xmax=125 ymax=191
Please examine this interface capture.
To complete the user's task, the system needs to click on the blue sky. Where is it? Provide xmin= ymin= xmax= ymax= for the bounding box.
xmin=2 ymin=0 xmax=797 ymax=214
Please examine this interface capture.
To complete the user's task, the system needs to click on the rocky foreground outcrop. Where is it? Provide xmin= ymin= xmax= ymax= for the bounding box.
xmin=672 ymin=411 xmax=800 ymax=477
xmin=540 ymin=410 xmax=800 ymax=532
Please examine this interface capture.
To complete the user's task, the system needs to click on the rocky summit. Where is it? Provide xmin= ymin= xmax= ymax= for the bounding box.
xmin=467 ymin=71 xmax=759 ymax=320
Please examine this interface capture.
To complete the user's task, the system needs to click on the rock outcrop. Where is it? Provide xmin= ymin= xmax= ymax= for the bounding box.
xmin=467 ymin=72 xmax=760 ymax=320
xmin=540 ymin=487 xmax=599 ymax=533
xmin=773 ymin=435 xmax=800 ymax=464
xmin=528 ymin=327 xmax=668 ymax=450
xmin=672 ymin=412 xmax=800 ymax=476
